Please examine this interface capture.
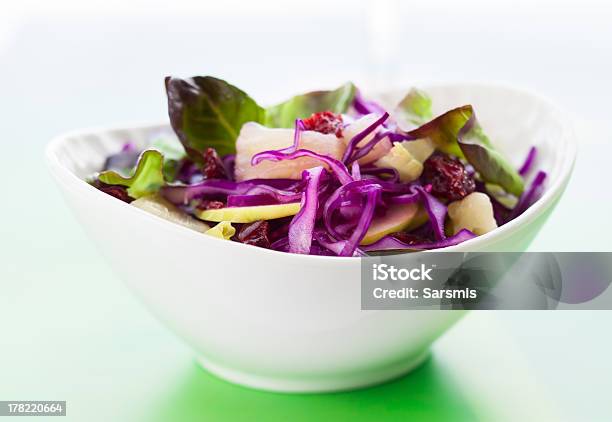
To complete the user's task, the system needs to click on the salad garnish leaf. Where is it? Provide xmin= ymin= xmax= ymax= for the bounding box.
xmin=395 ymin=88 xmax=433 ymax=127
xmin=265 ymin=82 xmax=356 ymax=128
xmin=406 ymin=105 xmax=472 ymax=157
xmin=165 ymin=76 xmax=266 ymax=159
xmin=457 ymin=112 xmax=525 ymax=196
xmin=406 ymin=105 xmax=524 ymax=196
xmin=150 ymin=135 xmax=188 ymax=183
xmin=98 ymin=150 xmax=165 ymax=198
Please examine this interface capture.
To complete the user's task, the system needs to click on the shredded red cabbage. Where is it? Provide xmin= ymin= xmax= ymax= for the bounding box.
xmin=347 ymin=130 xmax=414 ymax=165
xmin=314 ymin=231 xmax=366 ymax=257
xmin=277 ymin=119 xmax=306 ymax=155
xmin=342 ymin=112 xmax=389 ymax=163
xmin=352 ymin=90 xmax=387 ymax=116
xmin=415 ymin=186 xmax=447 ymax=240
xmin=360 ymin=166 xmax=400 ymax=183
xmin=270 ymin=237 xmax=289 ymax=251
xmin=227 ymin=192 xmax=302 ymax=207
xmin=161 ymin=179 xmax=302 ymax=205
xmin=339 ymin=186 xmax=381 ymax=256
xmin=509 ymin=170 xmax=547 ymax=219
xmin=363 ymin=229 xmax=476 ymax=252
xmin=389 ymin=186 xmax=420 ymax=204
xmin=252 ymin=148 xmax=353 ymax=185
xmin=518 ymin=146 xmax=537 ymax=176
xmin=351 ymin=161 xmax=361 ymax=180
xmin=323 ymin=180 xmax=380 ymax=239
xmin=288 ymin=167 xmax=325 ymax=254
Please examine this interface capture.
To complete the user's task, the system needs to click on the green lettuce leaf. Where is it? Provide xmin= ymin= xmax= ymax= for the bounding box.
xmin=151 ymin=135 xmax=186 ymax=182
xmin=395 ymin=88 xmax=433 ymax=126
xmin=265 ymin=82 xmax=356 ymax=128
xmin=151 ymin=135 xmax=185 ymax=161
xmin=165 ymin=76 xmax=266 ymax=159
xmin=406 ymin=105 xmax=524 ymax=196
xmin=98 ymin=150 xmax=165 ymax=198
xmin=458 ymin=113 xmax=524 ymax=196
xmin=407 ymin=105 xmax=472 ymax=157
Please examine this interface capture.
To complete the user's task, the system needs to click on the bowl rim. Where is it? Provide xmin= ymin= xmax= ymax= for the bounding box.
xmin=46 ymin=82 xmax=577 ymax=262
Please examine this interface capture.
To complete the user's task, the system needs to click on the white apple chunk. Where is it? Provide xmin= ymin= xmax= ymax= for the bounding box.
xmin=372 ymin=137 xmax=434 ymax=182
xmin=400 ymin=138 xmax=435 ymax=163
xmin=447 ymin=192 xmax=498 ymax=235
xmin=374 ymin=143 xmax=423 ymax=182
xmin=235 ymin=122 xmax=343 ymax=181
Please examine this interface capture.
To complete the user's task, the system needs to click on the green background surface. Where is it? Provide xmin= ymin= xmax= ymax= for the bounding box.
xmin=1 ymin=11 xmax=612 ymax=421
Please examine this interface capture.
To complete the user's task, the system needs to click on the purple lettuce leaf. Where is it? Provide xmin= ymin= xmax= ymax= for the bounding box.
xmin=165 ymin=76 xmax=266 ymax=160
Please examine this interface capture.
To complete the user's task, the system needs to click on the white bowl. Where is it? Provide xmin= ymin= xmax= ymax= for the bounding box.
xmin=46 ymin=83 xmax=576 ymax=393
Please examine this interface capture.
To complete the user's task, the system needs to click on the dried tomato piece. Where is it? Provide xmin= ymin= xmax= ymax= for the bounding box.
xmin=302 ymin=111 xmax=344 ymax=137
xmin=197 ymin=200 xmax=225 ymax=210
xmin=422 ymin=154 xmax=475 ymax=201
xmin=92 ymin=180 xmax=134 ymax=203
xmin=237 ymin=220 xmax=271 ymax=249
xmin=202 ymin=147 xmax=228 ymax=180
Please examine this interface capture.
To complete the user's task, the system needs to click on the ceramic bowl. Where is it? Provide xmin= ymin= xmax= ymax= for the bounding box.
xmin=46 ymin=83 xmax=576 ymax=392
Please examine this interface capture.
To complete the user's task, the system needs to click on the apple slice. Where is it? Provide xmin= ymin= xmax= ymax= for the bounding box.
xmin=360 ymin=203 xmax=428 ymax=245
xmin=196 ymin=202 xmax=301 ymax=223
xmin=132 ymin=194 xmax=210 ymax=233
xmin=235 ymin=122 xmax=344 ymax=181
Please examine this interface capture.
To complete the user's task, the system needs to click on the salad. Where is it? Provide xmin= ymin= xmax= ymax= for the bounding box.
xmin=91 ymin=76 xmax=546 ymax=257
